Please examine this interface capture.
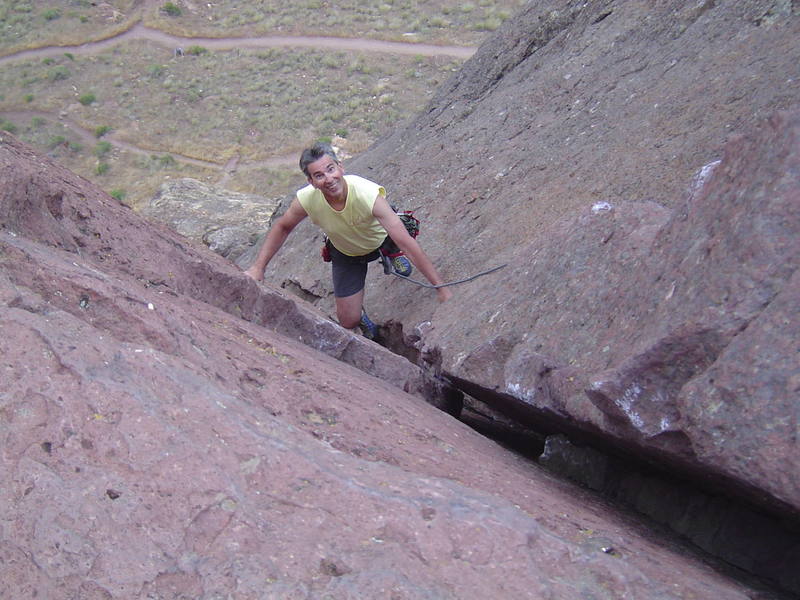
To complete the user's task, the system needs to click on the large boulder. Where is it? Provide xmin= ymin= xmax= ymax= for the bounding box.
xmin=142 ymin=178 xmax=279 ymax=263
xmin=248 ymin=0 xmax=800 ymax=520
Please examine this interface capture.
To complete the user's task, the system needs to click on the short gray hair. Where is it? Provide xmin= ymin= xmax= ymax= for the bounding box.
xmin=299 ymin=142 xmax=338 ymax=177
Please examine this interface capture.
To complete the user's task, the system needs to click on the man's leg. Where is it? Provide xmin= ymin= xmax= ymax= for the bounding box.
xmin=331 ymin=253 xmax=368 ymax=329
xmin=335 ymin=288 xmax=365 ymax=329
xmin=330 ymin=245 xmax=378 ymax=337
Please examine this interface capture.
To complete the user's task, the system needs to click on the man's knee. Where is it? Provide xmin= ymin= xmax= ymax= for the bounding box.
xmin=335 ymin=293 xmax=363 ymax=329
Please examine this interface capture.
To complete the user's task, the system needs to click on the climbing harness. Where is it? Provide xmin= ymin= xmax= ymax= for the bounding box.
xmin=320 ymin=209 xmax=419 ymax=264
xmin=379 ymin=210 xmax=419 ymax=260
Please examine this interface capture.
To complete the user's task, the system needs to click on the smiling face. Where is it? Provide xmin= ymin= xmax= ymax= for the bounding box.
xmin=306 ymin=154 xmax=347 ymax=205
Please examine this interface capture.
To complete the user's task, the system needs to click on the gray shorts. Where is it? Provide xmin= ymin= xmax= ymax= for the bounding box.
xmin=329 ymin=242 xmax=380 ymax=298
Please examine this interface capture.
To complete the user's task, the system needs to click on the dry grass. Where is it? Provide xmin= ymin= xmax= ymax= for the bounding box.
xmin=4 ymin=113 xmax=221 ymax=205
xmin=0 ymin=0 xmax=523 ymax=207
xmin=141 ymin=0 xmax=516 ymax=46
xmin=0 ymin=1 xmax=139 ymax=55
xmin=0 ymin=43 xmax=461 ymax=205
xmin=1 ymin=43 xmax=462 ymax=158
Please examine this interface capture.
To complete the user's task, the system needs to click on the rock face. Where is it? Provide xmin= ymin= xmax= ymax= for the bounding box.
xmin=246 ymin=0 xmax=800 ymax=525
xmin=5 ymin=134 xmax=783 ymax=598
xmin=584 ymin=112 xmax=800 ymax=508
xmin=142 ymin=178 xmax=279 ymax=262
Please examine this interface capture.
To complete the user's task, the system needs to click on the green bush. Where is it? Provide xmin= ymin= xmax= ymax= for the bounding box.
xmin=1 ymin=120 xmax=18 ymax=133
xmin=147 ymin=64 xmax=166 ymax=78
xmin=96 ymin=162 xmax=110 ymax=175
xmin=94 ymin=140 xmax=112 ymax=157
xmin=162 ymin=3 xmax=182 ymax=17
xmin=48 ymin=66 xmax=70 ymax=81
xmin=186 ymin=45 xmax=208 ymax=56
xmin=24 ymin=94 xmax=34 ymax=102
xmin=157 ymin=154 xmax=177 ymax=168
xmin=94 ymin=125 xmax=112 ymax=137
xmin=79 ymin=93 xmax=96 ymax=106
xmin=49 ymin=135 xmax=66 ymax=148
xmin=43 ymin=9 xmax=61 ymax=20
xmin=110 ymin=189 xmax=127 ymax=202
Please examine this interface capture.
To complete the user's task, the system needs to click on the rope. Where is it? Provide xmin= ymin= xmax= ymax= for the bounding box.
xmin=385 ymin=261 xmax=507 ymax=288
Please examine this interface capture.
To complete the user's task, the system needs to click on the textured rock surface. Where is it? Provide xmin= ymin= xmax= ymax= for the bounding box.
xmin=1 ymin=131 xmax=781 ymax=596
xmin=142 ymin=178 xmax=279 ymax=262
xmin=584 ymin=111 xmax=800 ymax=509
xmin=245 ymin=0 xmax=800 ymax=521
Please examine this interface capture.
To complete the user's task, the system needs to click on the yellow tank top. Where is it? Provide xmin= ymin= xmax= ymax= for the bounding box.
xmin=297 ymin=174 xmax=387 ymax=256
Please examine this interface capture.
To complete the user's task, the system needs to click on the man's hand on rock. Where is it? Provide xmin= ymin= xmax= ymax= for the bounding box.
xmin=244 ymin=265 xmax=264 ymax=282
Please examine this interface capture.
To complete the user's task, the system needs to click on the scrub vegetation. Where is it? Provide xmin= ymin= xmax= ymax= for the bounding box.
xmin=0 ymin=0 xmax=523 ymax=207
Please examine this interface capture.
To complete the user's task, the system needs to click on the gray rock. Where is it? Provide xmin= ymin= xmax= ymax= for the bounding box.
xmin=142 ymin=177 xmax=279 ymax=262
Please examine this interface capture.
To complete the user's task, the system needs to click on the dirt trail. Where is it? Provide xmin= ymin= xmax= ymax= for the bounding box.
xmin=0 ymin=23 xmax=476 ymax=66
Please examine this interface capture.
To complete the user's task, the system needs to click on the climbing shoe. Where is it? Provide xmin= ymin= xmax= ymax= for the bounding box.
xmin=359 ymin=310 xmax=379 ymax=340
xmin=391 ymin=255 xmax=413 ymax=277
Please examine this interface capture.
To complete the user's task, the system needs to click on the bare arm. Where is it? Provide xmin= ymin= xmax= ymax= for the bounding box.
xmin=372 ymin=195 xmax=452 ymax=302
xmin=244 ymin=197 xmax=308 ymax=282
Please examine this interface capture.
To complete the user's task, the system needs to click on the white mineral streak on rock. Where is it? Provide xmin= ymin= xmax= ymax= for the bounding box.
xmin=614 ymin=383 xmax=644 ymax=429
xmin=688 ymin=159 xmax=721 ymax=199
xmin=592 ymin=201 xmax=613 ymax=214
xmin=452 ymin=351 xmax=468 ymax=370
xmin=659 ymin=416 xmax=671 ymax=433
xmin=506 ymin=382 xmax=536 ymax=403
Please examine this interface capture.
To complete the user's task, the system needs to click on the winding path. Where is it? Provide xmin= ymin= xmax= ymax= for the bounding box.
xmin=0 ymin=23 xmax=476 ymax=66
xmin=0 ymin=24 xmax=477 ymax=185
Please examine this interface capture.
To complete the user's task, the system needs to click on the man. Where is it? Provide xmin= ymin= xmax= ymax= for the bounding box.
xmin=244 ymin=142 xmax=452 ymax=337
